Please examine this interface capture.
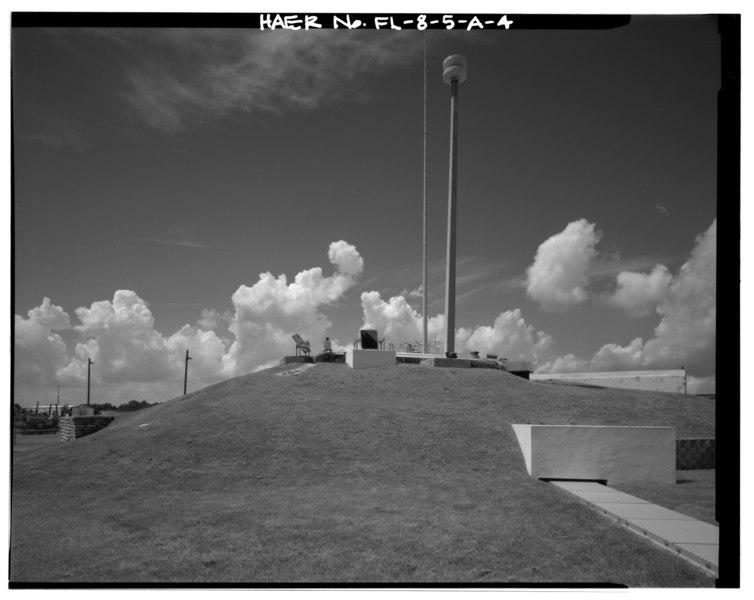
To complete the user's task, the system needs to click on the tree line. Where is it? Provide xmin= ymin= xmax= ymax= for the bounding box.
xmin=91 ymin=400 xmax=156 ymax=413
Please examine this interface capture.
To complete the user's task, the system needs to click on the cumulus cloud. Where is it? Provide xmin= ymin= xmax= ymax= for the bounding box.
xmin=44 ymin=290 xmax=222 ymax=397
xmin=360 ymin=292 xmax=552 ymax=364
xmin=639 ymin=219 xmax=716 ymax=373
xmin=456 ymin=309 xmax=554 ymax=362
xmin=526 ymin=219 xmax=601 ymax=312
xmin=223 ymin=240 xmax=363 ymax=374
xmin=14 ymin=298 xmax=71 ymax=386
xmin=538 ymin=219 xmax=716 ymax=385
xmin=14 ymin=224 xmax=717 ymax=403
xmin=360 ymin=291 xmax=444 ymax=346
xmin=535 ymin=353 xmax=590 ymax=374
xmin=166 ymin=325 xmax=229 ymax=382
xmin=602 ymin=264 xmax=673 ymax=317
xmin=14 ymin=241 xmax=365 ymax=405
xmin=197 ymin=308 xmax=230 ymax=332
xmin=589 ymin=337 xmax=646 ymax=372
xmin=65 ymin=290 xmax=178 ymax=384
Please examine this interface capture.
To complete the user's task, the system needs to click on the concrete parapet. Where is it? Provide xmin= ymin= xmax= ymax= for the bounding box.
xmin=346 ymin=349 xmax=396 ymax=369
xmin=530 ymin=370 xmax=686 ymax=394
xmin=314 ymin=352 xmax=346 ymax=363
xmin=420 ymin=357 xmax=472 ymax=369
xmin=512 ymin=424 xmax=676 ymax=484
xmin=281 ymin=356 xmax=314 ymax=365
xmin=469 ymin=359 xmax=502 ymax=370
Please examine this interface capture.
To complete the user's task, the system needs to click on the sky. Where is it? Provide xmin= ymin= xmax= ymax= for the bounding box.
xmin=11 ymin=11 xmax=722 ymax=407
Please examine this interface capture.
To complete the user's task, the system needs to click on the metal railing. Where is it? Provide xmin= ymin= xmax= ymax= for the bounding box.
xmin=388 ymin=340 xmax=444 ymax=354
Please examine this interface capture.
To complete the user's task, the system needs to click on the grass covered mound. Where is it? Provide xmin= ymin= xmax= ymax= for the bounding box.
xmin=11 ymin=363 xmax=715 ymax=585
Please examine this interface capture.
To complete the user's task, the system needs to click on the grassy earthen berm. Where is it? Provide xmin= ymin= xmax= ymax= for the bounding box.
xmin=11 ymin=362 xmax=716 ymax=585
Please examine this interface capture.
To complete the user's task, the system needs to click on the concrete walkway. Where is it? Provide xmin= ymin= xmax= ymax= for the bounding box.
xmin=552 ymin=480 xmax=718 ymax=576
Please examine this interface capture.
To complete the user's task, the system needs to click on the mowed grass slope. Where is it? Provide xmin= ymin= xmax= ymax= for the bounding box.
xmin=11 ymin=363 xmax=715 ymax=585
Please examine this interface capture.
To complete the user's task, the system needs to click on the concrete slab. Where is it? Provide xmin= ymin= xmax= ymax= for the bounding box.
xmin=591 ymin=502 xmax=695 ymax=521
xmin=551 ymin=481 xmax=719 ymax=576
xmin=420 ymin=357 xmax=472 ymax=369
xmin=568 ymin=489 xmax=650 ymax=504
xmin=627 ymin=518 xmax=719 ymax=545
xmin=676 ymin=543 xmax=719 ymax=570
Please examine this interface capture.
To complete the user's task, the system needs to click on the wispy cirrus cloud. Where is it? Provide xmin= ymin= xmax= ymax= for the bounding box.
xmin=149 ymin=238 xmax=215 ymax=249
xmin=493 ymin=274 xmax=527 ymax=292
xmin=362 ymin=255 xmax=513 ymax=309
xmin=110 ymin=29 xmax=423 ymax=132
xmin=147 ymin=225 xmax=220 ymax=249
xmin=587 ymin=253 xmax=675 ymax=280
xmin=24 ymin=120 xmax=92 ymax=152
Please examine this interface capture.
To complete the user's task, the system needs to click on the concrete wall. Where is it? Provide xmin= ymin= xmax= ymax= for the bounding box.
xmin=346 ymin=349 xmax=396 ymax=370
xmin=529 ymin=370 xmax=686 ymax=394
xmin=512 ymin=424 xmax=676 ymax=484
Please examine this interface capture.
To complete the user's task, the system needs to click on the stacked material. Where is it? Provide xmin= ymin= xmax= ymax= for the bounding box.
xmin=676 ymin=438 xmax=715 ymax=470
xmin=59 ymin=416 xmax=114 ymax=442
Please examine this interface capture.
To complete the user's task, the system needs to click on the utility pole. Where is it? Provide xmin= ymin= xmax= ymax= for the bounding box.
xmin=86 ymin=358 xmax=93 ymax=405
xmin=442 ymin=55 xmax=467 ymax=358
xmin=184 ymin=349 xmax=192 ymax=395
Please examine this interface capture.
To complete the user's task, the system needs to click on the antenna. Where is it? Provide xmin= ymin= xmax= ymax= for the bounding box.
xmin=422 ymin=31 xmax=429 ymax=354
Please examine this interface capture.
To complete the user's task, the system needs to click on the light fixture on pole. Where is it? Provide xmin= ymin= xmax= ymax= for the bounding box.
xmin=442 ymin=54 xmax=467 ymax=358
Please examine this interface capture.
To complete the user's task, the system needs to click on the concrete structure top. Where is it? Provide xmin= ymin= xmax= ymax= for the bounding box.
xmin=534 ymin=369 xmax=685 ymax=380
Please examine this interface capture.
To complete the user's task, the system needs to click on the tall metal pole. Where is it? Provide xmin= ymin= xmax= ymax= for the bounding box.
xmin=442 ymin=55 xmax=467 ymax=357
xmin=86 ymin=358 xmax=93 ymax=406
xmin=422 ymin=32 xmax=429 ymax=354
xmin=184 ymin=349 xmax=192 ymax=395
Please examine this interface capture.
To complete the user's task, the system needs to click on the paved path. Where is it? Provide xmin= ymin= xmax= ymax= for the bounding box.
xmin=275 ymin=363 xmax=318 ymax=377
xmin=552 ymin=480 xmax=718 ymax=576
